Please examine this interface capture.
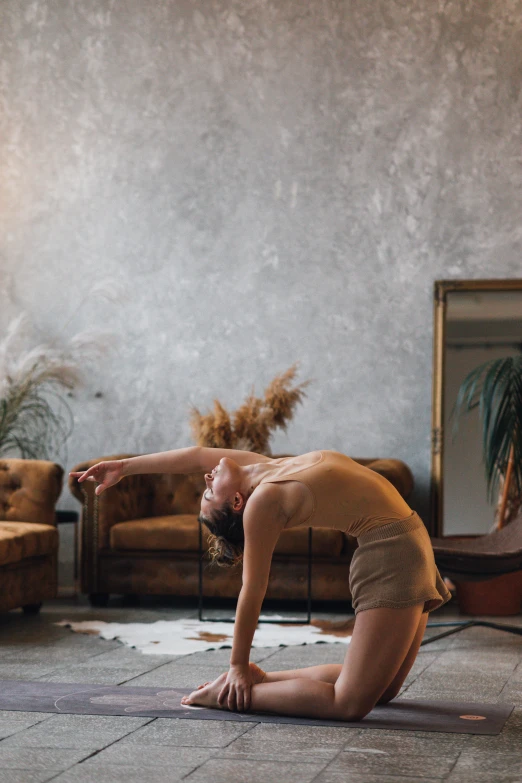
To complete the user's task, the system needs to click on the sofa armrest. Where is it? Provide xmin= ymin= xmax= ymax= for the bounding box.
xmin=0 ymin=458 xmax=64 ymax=526
xmin=70 ymin=453 xmax=158 ymax=592
xmin=69 ymin=453 xmax=137 ymax=507
xmin=69 ymin=454 xmax=165 ymax=548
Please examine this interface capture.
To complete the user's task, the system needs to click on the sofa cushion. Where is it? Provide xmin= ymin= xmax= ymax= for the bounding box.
xmin=0 ymin=522 xmax=59 ymax=567
xmin=110 ymin=515 xmax=345 ymax=558
xmin=111 ymin=515 xmax=202 ymax=552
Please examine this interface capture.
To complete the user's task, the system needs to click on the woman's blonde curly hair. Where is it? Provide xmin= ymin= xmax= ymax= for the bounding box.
xmin=198 ymin=500 xmax=246 ymax=568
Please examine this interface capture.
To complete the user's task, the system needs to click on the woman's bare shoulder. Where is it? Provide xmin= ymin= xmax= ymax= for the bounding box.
xmin=244 ymin=483 xmax=289 ymax=529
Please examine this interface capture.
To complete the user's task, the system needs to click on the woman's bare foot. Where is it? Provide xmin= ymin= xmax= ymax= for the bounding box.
xmin=181 ymin=672 xmax=228 ymax=709
xmin=249 ymin=661 xmax=266 ymax=684
xmin=181 ymin=663 xmax=267 ymax=709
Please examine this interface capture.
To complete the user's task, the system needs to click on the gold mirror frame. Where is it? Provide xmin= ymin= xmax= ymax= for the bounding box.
xmin=430 ymin=278 xmax=522 ymax=537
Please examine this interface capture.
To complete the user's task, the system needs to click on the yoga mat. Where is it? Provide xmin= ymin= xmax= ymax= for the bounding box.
xmin=0 ymin=680 xmax=513 ymax=735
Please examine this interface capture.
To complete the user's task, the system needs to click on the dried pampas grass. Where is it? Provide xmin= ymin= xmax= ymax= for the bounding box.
xmin=193 ymin=400 xmax=235 ymax=449
xmin=0 ymin=276 xmax=127 ymax=460
xmin=190 ymin=363 xmax=311 ymax=455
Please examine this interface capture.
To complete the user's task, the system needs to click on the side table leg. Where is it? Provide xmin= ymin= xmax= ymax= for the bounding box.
xmin=73 ymin=518 xmax=79 ymax=597
xmin=307 ymin=526 xmax=312 ymax=623
xmin=197 ymin=521 xmax=313 ymax=625
xmin=198 ymin=518 xmax=203 ymax=621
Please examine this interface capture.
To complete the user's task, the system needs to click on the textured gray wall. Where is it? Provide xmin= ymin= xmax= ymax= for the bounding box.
xmin=2 ymin=1 xmax=522 ymax=588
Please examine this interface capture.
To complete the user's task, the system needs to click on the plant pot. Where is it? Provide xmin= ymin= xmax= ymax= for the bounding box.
xmin=454 ymin=570 xmax=522 ymax=616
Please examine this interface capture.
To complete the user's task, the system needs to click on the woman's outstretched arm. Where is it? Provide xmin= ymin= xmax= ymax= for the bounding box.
xmin=217 ymin=485 xmax=287 ymax=711
xmin=122 ymin=446 xmax=270 ymax=476
xmin=230 ymin=485 xmax=288 ymax=664
xmin=70 ymin=447 xmax=203 ymax=495
xmin=121 ymin=446 xmax=270 ymax=476
xmin=71 ymin=446 xmax=272 ymax=498
xmin=121 ymin=446 xmax=202 ymax=476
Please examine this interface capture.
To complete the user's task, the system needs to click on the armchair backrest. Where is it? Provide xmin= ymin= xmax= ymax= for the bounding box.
xmin=0 ymin=458 xmax=64 ymax=526
xmin=152 ymin=471 xmax=205 ymax=516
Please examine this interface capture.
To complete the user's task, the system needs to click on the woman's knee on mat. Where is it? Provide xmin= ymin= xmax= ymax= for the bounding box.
xmin=332 ymin=683 xmax=380 ymax=721
xmin=330 ymin=682 xmax=401 ymax=717
xmin=333 ymin=697 xmax=376 ymax=721
xmin=376 ymin=684 xmax=401 ymax=705
xmin=375 ymin=610 xmax=429 ymax=706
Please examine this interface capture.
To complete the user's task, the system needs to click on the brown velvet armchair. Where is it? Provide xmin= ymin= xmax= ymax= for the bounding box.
xmin=68 ymin=453 xmax=414 ymax=607
xmin=0 ymin=458 xmax=64 ymax=613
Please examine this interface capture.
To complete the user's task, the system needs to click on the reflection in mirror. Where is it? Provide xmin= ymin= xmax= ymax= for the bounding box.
xmin=443 ymin=290 xmax=522 ymax=536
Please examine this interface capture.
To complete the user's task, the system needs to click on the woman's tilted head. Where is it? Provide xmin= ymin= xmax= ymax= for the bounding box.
xmin=198 ymin=457 xmax=253 ymax=567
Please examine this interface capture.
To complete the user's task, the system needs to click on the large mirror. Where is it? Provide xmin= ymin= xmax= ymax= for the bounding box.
xmin=431 ymin=279 xmax=522 ymax=537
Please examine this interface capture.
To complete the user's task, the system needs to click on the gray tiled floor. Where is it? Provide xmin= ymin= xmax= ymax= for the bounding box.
xmin=0 ymin=597 xmax=520 ymax=782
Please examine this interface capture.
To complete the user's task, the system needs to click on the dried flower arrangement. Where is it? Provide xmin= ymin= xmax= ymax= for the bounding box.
xmin=189 ymin=363 xmax=311 ymax=455
xmin=0 ymin=277 xmax=127 ymax=462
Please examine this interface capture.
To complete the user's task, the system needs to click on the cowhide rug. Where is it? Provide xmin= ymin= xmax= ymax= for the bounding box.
xmin=56 ymin=616 xmax=355 ymax=655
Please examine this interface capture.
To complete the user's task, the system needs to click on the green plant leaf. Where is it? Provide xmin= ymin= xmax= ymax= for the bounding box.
xmin=451 ymin=353 xmax=522 ymax=513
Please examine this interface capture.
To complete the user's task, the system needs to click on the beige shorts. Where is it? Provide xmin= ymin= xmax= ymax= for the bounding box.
xmin=348 ymin=511 xmax=452 ymax=616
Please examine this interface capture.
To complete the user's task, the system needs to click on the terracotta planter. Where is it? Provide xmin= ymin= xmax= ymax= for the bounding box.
xmin=454 ymin=570 xmax=522 ymax=616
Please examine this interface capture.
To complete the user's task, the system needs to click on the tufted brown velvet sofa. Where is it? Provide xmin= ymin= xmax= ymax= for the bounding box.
xmin=68 ymin=453 xmax=414 ymax=607
xmin=0 ymin=459 xmax=64 ymax=613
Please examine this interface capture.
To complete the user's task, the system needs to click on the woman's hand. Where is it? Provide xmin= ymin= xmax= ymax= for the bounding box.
xmin=218 ymin=663 xmax=254 ymax=712
xmin=196 ymin=662 xmax=266 ymax=692
xmin=69 ymin=460 xmax=124 ymax=496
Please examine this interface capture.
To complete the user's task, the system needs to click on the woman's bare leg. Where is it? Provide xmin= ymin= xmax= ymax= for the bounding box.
xmin=183 ymin=604 xmax=425 ymax=721
xmin=262 ymin=663 xmax=342 ymax=684
xmin=194 ymin=662 xmax=342 ymax=689
xmin=259 ymin=608 xmax=428 ymax=701
xmin=247 ymin=604 xmax=425 ymax=720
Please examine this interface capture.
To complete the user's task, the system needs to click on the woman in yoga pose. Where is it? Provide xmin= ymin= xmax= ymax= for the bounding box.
xmin=70 ymin=445 xmax=451 ymax=722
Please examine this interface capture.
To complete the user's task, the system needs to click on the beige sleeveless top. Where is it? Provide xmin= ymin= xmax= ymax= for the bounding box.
xmin=259 ymin=450 xmax=413 ymax=538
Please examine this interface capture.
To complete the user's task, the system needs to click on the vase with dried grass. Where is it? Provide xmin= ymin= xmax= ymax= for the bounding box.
xmin=189 ymin=363 xmax=311 ymax=455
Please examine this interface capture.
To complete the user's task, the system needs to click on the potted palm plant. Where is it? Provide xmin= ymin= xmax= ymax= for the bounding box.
xmin=449 ymin=354 xmax=522 ymax=614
